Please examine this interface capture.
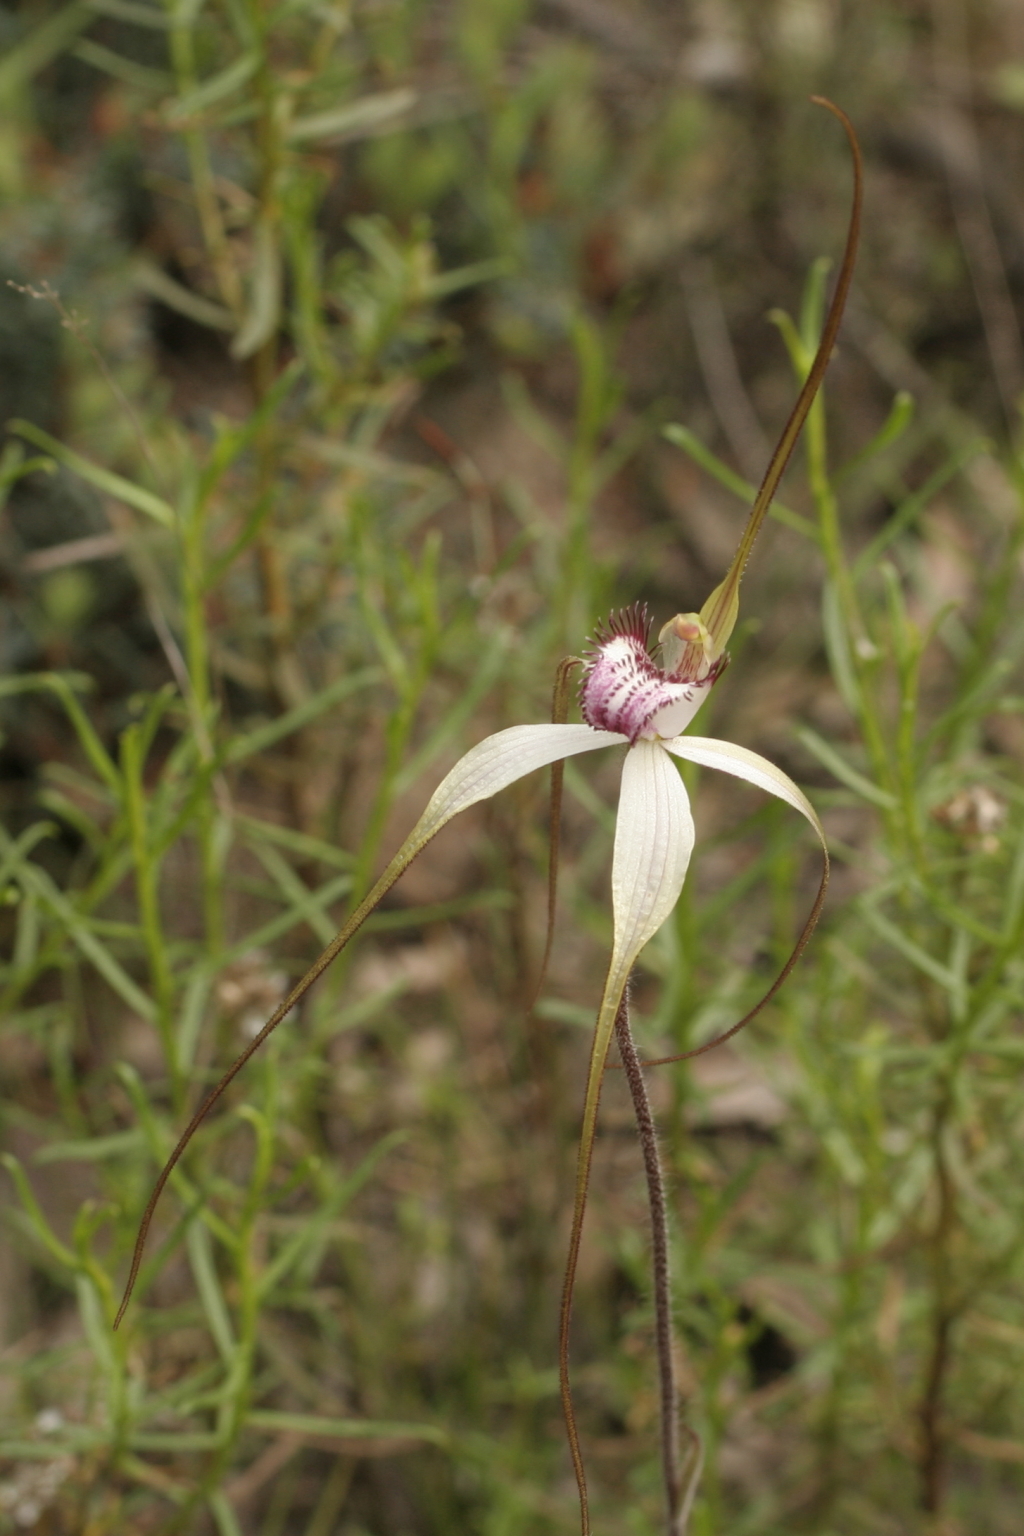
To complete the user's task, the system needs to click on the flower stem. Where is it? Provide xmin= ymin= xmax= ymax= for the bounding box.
xmin=614 ymin=994 xmax=702 ymax=1535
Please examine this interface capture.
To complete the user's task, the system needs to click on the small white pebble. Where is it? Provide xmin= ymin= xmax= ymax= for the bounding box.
xmin=38 ymin=1463 xmax=64 ymax=1496
xmin=240 ymin=1010 xmax=265 ymax=1039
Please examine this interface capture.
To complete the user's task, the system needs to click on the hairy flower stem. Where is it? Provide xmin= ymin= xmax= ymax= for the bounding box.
xmin=614 ymin=994 xmax=702 ymax=1534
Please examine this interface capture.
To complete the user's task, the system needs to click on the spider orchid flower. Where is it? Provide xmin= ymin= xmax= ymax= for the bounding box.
xmin=358 ymin=599 xmax=829 ymax=1195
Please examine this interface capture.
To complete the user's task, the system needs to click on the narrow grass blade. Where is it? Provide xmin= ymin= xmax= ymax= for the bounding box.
xmin=9 ymin=421 xmax=175 ymax=526
xmin=288 ymin=87 xmax=416 ymax=144
xmin=246 ymin=1410 xmax=448 ymax=1447
xmin=796 ymin=726 xmax=897 ymax=808
xmin=662 ymin=424 xmax=816 ymax=541
xmin=224 ymin=668 xmax=382 ymax=764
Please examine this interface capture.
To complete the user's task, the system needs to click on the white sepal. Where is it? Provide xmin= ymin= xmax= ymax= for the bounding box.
xmin=610 ymin=738 xmax=695 ymax=978
xmin=664 ymin=735 xmax=825 ymax=845
xmin=412 ymin=723 xmax=625 ymax=848
xmin=569 ymin=740 xmax=696 ymax=1270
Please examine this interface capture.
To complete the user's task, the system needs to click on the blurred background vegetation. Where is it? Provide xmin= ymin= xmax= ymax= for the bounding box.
xmin=2 ymin=0 xmax=1024 ymax=1532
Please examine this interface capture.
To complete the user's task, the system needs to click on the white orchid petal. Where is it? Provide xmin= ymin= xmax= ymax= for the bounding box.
xmin=566 ymin=741 xmax=695 ymax=1300
xmin=413 ymin=723 xmax=625 ymax=847
xmin=664 ymin=735 xmax=824 ymax=844
xmin=610 ymin=739 xmax=695 ymax=980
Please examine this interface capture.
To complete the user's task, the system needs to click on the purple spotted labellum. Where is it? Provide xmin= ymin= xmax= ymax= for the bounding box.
xmin=580 ymin=604 xmax=728 ymax=744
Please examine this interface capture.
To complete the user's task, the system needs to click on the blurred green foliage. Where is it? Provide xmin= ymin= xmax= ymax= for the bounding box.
xmin=2 ymin=1 xmax=1024 ymax=1533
